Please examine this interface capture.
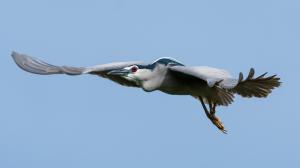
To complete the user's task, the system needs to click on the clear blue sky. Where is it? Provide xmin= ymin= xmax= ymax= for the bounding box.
xmin=1 ymin=0 xmax=299 ymax=167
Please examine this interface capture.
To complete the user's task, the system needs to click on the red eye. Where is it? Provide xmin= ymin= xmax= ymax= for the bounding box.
xmin=131 ymin=66 xmax=138 ymax=73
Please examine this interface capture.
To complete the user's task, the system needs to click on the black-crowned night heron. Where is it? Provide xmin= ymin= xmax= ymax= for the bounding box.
xmin=11 ymin=51 xmax=281 ymax=133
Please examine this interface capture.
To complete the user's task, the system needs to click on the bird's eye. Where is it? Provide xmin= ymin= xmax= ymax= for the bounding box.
xmin=131 ymin=66 xmax=138 ymax=73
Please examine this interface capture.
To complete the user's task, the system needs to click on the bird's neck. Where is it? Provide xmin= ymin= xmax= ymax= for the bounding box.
xmin=140 ymin=64 xmax=168 ymax=92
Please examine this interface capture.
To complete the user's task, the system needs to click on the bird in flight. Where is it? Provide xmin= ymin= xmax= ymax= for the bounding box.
xmin=11 ymin=51 xmax=281 ymax=133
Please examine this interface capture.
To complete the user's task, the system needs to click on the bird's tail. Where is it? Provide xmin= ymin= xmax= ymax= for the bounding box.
xmin=230 ymin=68 xmax=281 ymax=98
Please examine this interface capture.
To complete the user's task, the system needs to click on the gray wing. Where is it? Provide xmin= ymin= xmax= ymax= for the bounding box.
xmin=11 ymin=51 xmax=144 ymax=87
xmin=169 ymin=66 xmax=236 ymax=106
xmin=169 ymin=66 xmax=239 ymax=89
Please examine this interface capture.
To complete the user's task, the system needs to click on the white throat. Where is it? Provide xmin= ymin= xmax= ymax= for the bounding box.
xmin=139 ymin=64 xmax=168 ymax=92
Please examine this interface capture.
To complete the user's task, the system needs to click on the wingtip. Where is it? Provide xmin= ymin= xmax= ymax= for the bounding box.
xmin=11 ymin=50 xmax=20 ymax=55
xmin=11 ymin=51 xmax=22 ymax=63
xmin=11 ymin=51 xmax=19 ymax=59
xmin=11 ymin=51 xmax=29 ymax=72
xmin=11 ymin=51 xmax=25 ymax=63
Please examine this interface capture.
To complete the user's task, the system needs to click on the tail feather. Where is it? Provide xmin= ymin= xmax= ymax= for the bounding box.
xmin=231 ymin=68 xmax=281 ymax=98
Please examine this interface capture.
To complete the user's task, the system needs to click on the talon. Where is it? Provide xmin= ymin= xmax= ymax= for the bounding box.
xmin=198 ymin=97 xmax=228 ymax=134
xmin=209 ymin=115 xmax=227 ymax=134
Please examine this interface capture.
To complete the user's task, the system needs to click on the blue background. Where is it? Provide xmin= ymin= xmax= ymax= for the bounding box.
xmin=1 ymin=0 xmax=299 ymax=167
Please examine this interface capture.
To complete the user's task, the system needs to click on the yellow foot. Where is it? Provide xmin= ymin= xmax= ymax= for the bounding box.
xmin=209 ymin=115 xmax=227 ymax=134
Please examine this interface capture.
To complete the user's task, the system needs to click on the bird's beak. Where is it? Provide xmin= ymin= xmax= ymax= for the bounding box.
xmin=107 ymin=69 xmax=130 ymax=76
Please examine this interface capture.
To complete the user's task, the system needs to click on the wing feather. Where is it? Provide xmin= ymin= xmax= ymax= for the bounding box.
xmin=169 ymin=66 xmax=238 ymax=89
xmin=169 ymin=66 xmax=235 ymax=106
xmin=231 ymin=68 xmax=281 ymax=98
xmin=11 ymin=51 xmax=144 ymax=87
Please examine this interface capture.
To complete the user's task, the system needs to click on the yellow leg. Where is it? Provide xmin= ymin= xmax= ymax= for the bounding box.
xmin=199 ymin=97 xmax=227 ymax=134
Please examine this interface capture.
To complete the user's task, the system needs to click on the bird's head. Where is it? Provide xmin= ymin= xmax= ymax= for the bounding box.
xmin=108 ymin=57 xmax=184 ymax=90
xmin=108 ymin=64 xmax=153 ymax=85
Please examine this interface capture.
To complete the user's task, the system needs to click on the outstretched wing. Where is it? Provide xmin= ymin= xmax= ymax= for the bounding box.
xmin=169 ymin=66 xmax=236 ymax=106
xmin=169 ymin=66 xmax=239 ymax=89
xmin=230 ymin=68 xmax=281 ymax=98
xmin=11 ymin=51 xmax=144 ymax=87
